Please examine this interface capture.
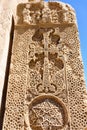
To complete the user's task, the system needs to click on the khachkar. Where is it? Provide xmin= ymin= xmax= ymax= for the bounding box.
xmin=2 ymin=0 xmax=87 ymax=130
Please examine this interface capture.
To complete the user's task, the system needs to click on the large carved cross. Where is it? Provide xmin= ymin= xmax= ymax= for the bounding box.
xmin=29 ymin=30 xmax=59 ymax=93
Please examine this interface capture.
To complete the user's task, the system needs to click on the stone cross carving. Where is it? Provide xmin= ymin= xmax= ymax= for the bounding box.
xmin=29 ymin=29 xmax=59 ymax=94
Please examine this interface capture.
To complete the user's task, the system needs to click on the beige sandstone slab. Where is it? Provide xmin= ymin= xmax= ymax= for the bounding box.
xmin=0 ymin=0 xmax=87 ymax=130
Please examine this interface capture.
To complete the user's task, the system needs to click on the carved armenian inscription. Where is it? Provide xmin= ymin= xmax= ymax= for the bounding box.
xmin=17 ymin=2 xmax=76 ymax=25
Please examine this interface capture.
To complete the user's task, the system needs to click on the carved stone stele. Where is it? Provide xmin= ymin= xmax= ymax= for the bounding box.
xmin=1 ymin=0 xmax=87 ymax=130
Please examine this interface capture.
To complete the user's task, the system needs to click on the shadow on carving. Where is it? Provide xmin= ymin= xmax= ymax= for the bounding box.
xmin=29 ymin=59 xmax=37 ymax=69
xmin=48 ymin=2 xmax=63 ymax=10
xmin=32 ymin=29 xmax=43 ymax=41
xmin=49 ymin=54 xmax=64 ymax=70
xmin=55 ymin=58 xmax=64 ymax=70
xmin=51 ymin=34 xmax=60 ymax=44
xmin=49 ymin=28 xmax=60 ymax=45
xmin=0 ymin=17 xmax=14 ymax=130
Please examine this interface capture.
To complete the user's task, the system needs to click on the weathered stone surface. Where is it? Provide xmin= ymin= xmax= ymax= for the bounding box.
xmin=1 ymin=0 xmax=87 ymax=130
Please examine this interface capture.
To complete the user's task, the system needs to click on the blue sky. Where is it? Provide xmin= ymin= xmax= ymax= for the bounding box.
xmin=58 ymin=0 xmax=87 ymax=88
xmin=47 ymin=0 xmax=87 ymax=88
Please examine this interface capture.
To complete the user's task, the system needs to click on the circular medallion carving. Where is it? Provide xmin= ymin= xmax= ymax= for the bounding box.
xmin=29 ymin=95 xmax=68 ymax=130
